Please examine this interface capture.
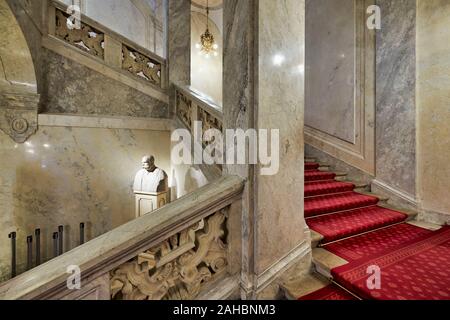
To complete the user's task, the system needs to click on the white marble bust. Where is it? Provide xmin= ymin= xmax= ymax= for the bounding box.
xmin=133 ymin=155 xmax=168 ymax=193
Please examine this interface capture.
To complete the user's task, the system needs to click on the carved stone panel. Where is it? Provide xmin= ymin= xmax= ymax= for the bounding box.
xmin=176 ymin=91 xmax=193 ymax=130
xmin=0 ymin=92 xmax=40 ymax=143
xmin=198 ymin=107 xmax=223 ymax=144
xmin=122 ymin=45 xmax=161 ymax=86
xmin=55 ymin=9 xmax=105 ymax=58
xmin=110 ymin=209 xmax=229 ymax=300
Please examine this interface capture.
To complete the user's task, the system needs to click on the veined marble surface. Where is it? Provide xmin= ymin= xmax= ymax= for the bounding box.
xmin=376 ymin=0 xmax=416 ymax=197
xmin=416 ymin=0 xmax=450 ymax=218
xmin=0 ymin=0 xmax=37 ymax=92
xmin=0 ymin=126 xmax=170 ymax=281
xmin=223 ymin=0 xmax=254 ymax=294
xmin=305 ymin=0 xmax=355 ymax=143
xmin=41 ymin=49 xmax=169 ymax=118
xmin=168 ymin=0 xmax=191 ymax=86
xmin=256 ymin=0 xmax=306 ymax=274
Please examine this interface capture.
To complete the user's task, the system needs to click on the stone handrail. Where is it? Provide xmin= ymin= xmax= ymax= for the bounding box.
xmin=174 ymin=84 xmax=223 ymax=133
xmin=0 ymin=176 xmax=244 ymax=300
xmin=47 ymin=0 xmax=167 ymax=90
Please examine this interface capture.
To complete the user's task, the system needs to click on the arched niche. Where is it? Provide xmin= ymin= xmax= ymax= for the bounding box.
xmin=191 ymin=11 xmax=223 ymax=105
xmin=0 ymin=0 xmax=39 ymax=143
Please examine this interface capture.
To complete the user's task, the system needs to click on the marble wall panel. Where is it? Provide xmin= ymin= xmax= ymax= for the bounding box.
xmin=222 ymin=0 xmax=255 ymax=296
xmin=376 ymin=0 xmax=416 ymax=197
xmin=168 ymin=0 xmax=190 ymax=86
xmin=41 ymin=49 xmax=169 ymax=118
xmin=0 ymin=126 xmax=170 ymax=281
xmin=256 ymin=0 xmax=306 ymax=274
xmin=56 ymin=0 xmax=166 ymax=56
xmin=416 ymin=0 xmax=450 ymax=220
xmin=0 ymin=0 xmax=37 ymax=91
xmin=305 ymin=0 xmax=355 ymax=143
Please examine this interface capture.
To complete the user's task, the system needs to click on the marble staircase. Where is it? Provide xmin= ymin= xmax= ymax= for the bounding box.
xmin=282 ymin=159 xmax=443 ymax=300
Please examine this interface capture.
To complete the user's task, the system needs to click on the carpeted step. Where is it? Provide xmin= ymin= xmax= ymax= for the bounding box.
xmin=325 ymin=223 xmax=434 ymax=262
xmin=305 ymin=170 xmax=336 ymax=182
xmin=331 ymin=226 xmax=450 ymax=300
xmin=305 ymin=162 xmax=320 ymax=171
xmin=298 ymin=284 xmax=357 ymax=300
xmin=304 ymin=192 xmax=379 ymax=218
xmin=307 ymin=205 xmax=407 ymax=243
xmin=305 ymin=180 xmax=355 ymax=197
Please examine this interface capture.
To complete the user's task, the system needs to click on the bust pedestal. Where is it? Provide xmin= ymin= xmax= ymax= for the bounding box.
xmin=134 ymin=190 xmax=169 ymax=218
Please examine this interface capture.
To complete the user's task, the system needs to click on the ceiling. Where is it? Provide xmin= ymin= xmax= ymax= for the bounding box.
xmin=191 ymin=0 xmax=223 ymax=10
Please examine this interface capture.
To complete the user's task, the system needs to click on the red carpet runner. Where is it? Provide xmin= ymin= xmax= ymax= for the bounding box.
xmin=305 ymin=170 xmax=336 ymax=182
xmin=305 ymin=180 xmax=355 ymax=197
xmin=304 ymin=163 xmax=409 ymax=242
xmin=301 ymin=162 xmax=449 ymax=300
xmin=307 ymin=206 xmax=407 ymax=243
xmin=298 ymin=285 xmax=357 ymax=300
xmin=331 ymin=227 xmax=450 ymax=300
xmin=305 ymin=192 xmax=379 ymax=218
xmin=305 ymin=162 xmax=320 ymax=171
xmin=325 ymin=223 xmax=433 ymax=262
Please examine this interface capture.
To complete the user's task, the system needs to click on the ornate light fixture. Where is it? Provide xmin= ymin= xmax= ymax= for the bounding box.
xmin=195 ymin=0 xmax=218 ymax=58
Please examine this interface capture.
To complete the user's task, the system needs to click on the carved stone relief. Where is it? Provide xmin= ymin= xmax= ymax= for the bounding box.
xmin=198 ymin=107 xmax=223 ymax=139
xmin=122 ymin=45 xmax=161 ymax=86
xmin=55 ymin=9 xmax=105 ymax=58
xmin=176 ymin=91 xmax=193 ymax=130
xmin=110 ymin=209 xmax=229 ymax=300
xmin=0 ymin=0 xmax=39 ymax=143
xmin=0 ymin=92 xmax=40 ymax=143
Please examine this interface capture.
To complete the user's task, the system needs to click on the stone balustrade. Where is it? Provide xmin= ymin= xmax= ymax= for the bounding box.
xmin=0 ymin=176 xmax=244 ymax=300
xmin=48 ymin=0 xmax=167 ymax=90
xmin=174 ymin=84 xmax=223 ymax=135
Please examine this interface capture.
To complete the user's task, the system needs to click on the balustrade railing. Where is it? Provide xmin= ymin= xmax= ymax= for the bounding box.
xmin=48 ymin=0 xmax=167 ymax=90
xmin=174 ymin=85 xmax=224 ymax=174
xmin=174 ymin=85 xmax=223 ymax=140
xmin=0 ymin=176 xmax=244 ymax=300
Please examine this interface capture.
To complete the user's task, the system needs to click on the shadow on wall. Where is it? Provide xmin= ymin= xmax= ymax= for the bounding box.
xmin=171 ymin=165 xmax=209 ymax=200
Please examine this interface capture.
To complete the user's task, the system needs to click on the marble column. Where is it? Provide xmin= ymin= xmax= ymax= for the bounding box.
xmin=168 ymin=0 xmax=190 ymax=86
xmin=416 ymin=0 xmax=450 ymax=225
xmin=223 ymin=0 xmax=309 ymax=299
xmin=223 ymin=0 xmax=256 ymax=298
xmin=375 ymin=0 xmax=417 ymax=202
xmin=167 ymin=0 xmax=190 ymax=117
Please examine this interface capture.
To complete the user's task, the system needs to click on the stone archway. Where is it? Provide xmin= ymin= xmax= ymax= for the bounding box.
xmin=0 ymin=0 xmax=39 ymax=143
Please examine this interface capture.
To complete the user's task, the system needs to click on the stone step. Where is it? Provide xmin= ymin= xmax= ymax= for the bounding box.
xmin=305 ymin=157 xmax=317 ymax=163
xmin=311 ymin=229 xmax=324 ymax=248
xmin=357 ymin=190 xmax=389 ymax=203
xmin=312 ymin=248 xmax=348 ymax=279
xmin=281 ymin=273 xmax=331 ymax=300
xmin=353 ymin=182 xmax=370 ymax=192
xmin=377 ymin=202 xmax=418 ymax=220
xmin=407 ymin=220 xmax=443 ymax=231
xmin=334 ymin=172 xmax=348 ymax=181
